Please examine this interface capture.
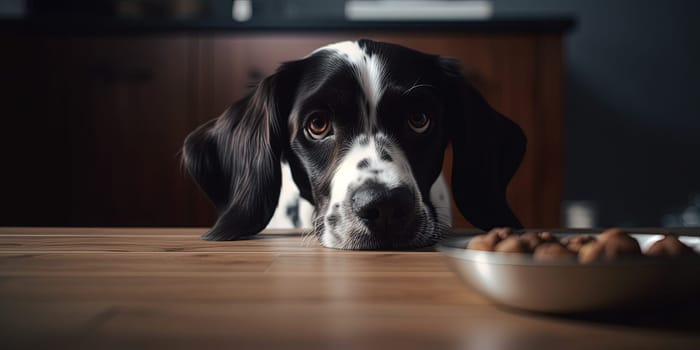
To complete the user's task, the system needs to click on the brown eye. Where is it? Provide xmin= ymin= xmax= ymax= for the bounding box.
xmin=306 ymin=114 xmax=332 ymax=140
xmin=408 ymin=112 xmax=431 ymax=133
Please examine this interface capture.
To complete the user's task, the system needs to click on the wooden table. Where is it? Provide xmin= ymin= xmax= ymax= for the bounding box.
xmin=1 ymin=227 xmax=699 ymax=349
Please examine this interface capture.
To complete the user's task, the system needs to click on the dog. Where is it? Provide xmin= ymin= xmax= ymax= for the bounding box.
xmin=183 ymin=39 xmax=526 ymax=249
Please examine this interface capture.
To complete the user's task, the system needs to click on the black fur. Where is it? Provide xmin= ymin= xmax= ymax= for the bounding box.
xmin=439 ymin=57 xmax=526 ymax=230
xmin=183 ymin=39 xmax=525 ymax=243
xmin=182 ymin=60 xmax=306 ymax=240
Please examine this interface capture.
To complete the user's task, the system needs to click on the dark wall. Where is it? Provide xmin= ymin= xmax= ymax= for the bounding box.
xmin=496 ymin=0 xmax=700 ymax=226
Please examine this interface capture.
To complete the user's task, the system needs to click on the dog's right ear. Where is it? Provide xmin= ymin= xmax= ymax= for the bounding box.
xmin=183 ymin=63 xmax=302 ymax=240
xmin=438 ymin=57 xmax=526 ymax=230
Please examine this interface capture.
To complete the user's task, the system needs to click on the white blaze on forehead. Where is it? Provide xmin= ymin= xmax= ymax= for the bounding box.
xmin=312 ymin=41 xmax=385 ymax=129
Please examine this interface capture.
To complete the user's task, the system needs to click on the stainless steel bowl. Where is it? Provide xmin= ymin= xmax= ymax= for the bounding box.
xmin=437 ymin=233 xmax=700 ymax=313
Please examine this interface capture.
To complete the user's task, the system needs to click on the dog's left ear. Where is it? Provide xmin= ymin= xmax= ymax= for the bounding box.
xmin=439 ymin=57 xmax=527 ymax=230
xmin=183 ymin=61 xmax=305 ymax=240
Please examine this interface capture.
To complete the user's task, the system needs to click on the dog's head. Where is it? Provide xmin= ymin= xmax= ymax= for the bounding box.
xmin=183 ymin=39 xmax=525 ymax=249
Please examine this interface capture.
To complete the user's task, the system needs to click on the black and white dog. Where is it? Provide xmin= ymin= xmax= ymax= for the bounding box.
xmin=183 ymin=39 xmax=525 ymax=249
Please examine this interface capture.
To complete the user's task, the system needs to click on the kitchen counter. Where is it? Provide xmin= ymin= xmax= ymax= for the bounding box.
xmin=1 ymin=227 xmax=698 ymax=349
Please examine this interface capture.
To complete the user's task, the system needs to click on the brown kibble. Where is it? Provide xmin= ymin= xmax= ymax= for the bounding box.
xmin=598 ymin=228 xmax=628 ymax=243
xmin=646 ymin=235 xmax=697 ymax=257
xmin=466 ymin=228 xmax=518 ymax=251
xmin=482 ymin=229 xmax=505 ymax=247
xmin=604 ymin=233 xmax=642 ymax=258
xmin=463 ymin=227 xmax=672 ymax=265
xmin=495 ymin=236 xmax=531 ymax=253
xmin=519 ymin=232 xmax=542 ymax=251
xmin=578 ymin=233 xmax=642 ymax=263
xmin=489 ymin=227 xmax=515 ymax=240
xmin=533 ymin=242 xmax=576 ymax=262
xmin=467 ymin=235 xmax=494 ymax=251
xmin=563 ymin=235 xmax=597 ymax=253
xmin=538 ymin=231 xmax=558 ymax=243
xmin=578 ymin=241 xmax=605 ymax=264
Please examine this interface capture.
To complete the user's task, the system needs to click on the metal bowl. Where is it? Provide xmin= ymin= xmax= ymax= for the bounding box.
xmin=437 ymin=233 xmax=700 ymax=313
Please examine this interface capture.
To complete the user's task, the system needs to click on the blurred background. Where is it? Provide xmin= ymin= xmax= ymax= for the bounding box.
xmin=0 ymin=0 xmax=698 ymax=229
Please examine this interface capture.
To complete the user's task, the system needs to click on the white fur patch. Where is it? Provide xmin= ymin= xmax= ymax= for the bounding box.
xmin=313 ymin=41 xmax=385 ymax=129
xmin=326 ymin=135 xmax=414 ymax=212
xmin=322 ymin=134 xmax=426 ymax=247
xmin=267 ymin=162 xmax=312 ymax=229
xmin=429 ymin=174 xmax=452 ymax=225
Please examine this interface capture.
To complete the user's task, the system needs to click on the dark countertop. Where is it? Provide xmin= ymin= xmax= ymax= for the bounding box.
xmin=1 ymin=16 xmax=575 ymax=35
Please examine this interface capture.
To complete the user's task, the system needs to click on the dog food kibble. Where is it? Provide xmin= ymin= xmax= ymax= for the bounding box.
xmin=490 ymin=227 xmax=515 ymax=240
xmin=597 ymin=228 xmax=627 ymax=243
xmin=646 ymin=235 xmax=697 ymax=257
xmin=516 ymin=231 xmax=557 ymax=251
xmin=578 ymin=231 xmax=642 ymax=264
xmin=466 ymin=235 xmax=495 ymax=251
xmin=602 ymin=232 xmax=642 ymax=258
xmin=483 ymin=231 xmax=503 ymax=246
xmin=562 ymin=235 xmax=597 ymax=253
xmin=466 ymin=228 xmax=522 ymax=251
xmin=462 ymin=228 xmax=697 ymax=264
xmin=495 ymin=235 xmax=531 ymax=253
xmin=578 ymin=242 xmax=606 ymax=264
xmin=537 ymin=231 xmax=558 ymax=244
xmin=519 ymin=232 xmax=542 ymax=251
xmin=533 ymin=242 xmax=576 ymax=262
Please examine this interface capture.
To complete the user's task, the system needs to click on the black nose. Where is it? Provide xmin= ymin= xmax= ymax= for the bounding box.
xmin=351 ymin=183 xmax=415 ymax=235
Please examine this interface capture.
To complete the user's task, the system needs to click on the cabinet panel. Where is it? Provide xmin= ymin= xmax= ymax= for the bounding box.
xmin=0 ymin=36 xmax=72 ymax=225
xmin=61 ymin=36 xmax=200 ymax=226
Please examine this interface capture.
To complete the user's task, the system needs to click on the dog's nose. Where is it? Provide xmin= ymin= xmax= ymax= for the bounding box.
xmin=351 ymin=183 xmax=415 ymax=234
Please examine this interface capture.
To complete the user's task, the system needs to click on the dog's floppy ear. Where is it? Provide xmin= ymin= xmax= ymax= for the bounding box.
xmin=183 ymin=63 xmax=301 ymax=240
xmin=439 ymin=58 xmax=526 ymax=230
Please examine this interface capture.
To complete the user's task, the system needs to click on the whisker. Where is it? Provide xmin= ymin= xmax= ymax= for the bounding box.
xmin=402 ymin=83 xmax=434 ymax=96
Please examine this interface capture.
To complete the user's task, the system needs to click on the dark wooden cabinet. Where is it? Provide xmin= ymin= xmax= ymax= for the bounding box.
xmin=61 ymin=37 xmax=199 ymax=226
xmin=1 ymin=35 xmax=205 ymax=226
xmin=0 ymin=28 xmax=565 ymax=229
xmin=1 ymin=36 xmax=73 ymax=225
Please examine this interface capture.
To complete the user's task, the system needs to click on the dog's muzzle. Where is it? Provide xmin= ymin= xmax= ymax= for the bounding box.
xmin=351 ymin=182 xmax=416 ymax=241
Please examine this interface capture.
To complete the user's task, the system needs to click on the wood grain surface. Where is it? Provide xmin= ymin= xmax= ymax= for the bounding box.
xmin=1 ymin=227 xmax=699 ymax=350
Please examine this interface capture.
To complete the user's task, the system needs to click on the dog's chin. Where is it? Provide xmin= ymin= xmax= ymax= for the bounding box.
xmin=318 ymin=217 xmax=446 ymax=250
